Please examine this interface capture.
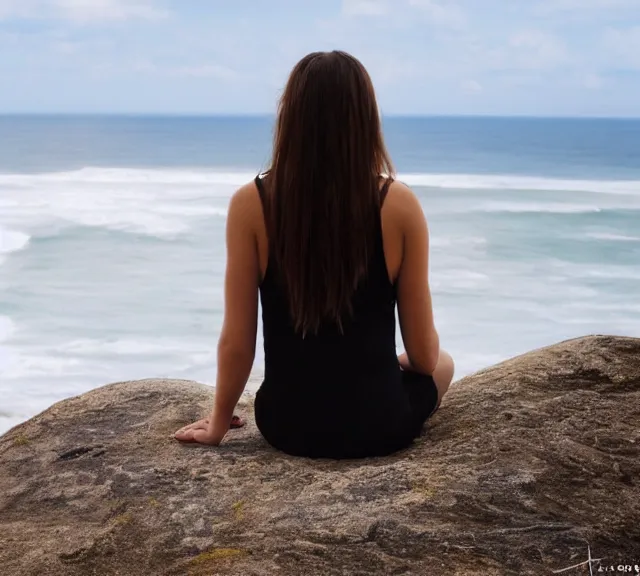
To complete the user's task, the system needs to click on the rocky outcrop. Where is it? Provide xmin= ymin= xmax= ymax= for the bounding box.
xmin=0 ymin=335 xmax=639 ymax=576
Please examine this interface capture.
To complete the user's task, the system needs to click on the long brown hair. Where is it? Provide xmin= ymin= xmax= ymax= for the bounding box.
xmin=264 ymin=51 xmax=394 ymax=335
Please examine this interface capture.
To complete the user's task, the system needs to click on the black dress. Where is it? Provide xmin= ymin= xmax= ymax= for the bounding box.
xmin=253 ymin=175 xmax=438 ymax=459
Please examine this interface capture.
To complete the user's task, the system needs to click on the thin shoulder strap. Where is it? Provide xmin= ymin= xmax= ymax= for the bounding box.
xmin=380 ymin=177 xmax=394 ymax=206
xmin=254 ymin=174 xmax=267 ymax=209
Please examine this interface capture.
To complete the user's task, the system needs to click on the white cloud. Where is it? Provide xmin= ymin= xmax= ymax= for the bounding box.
xmin=56 ymin=0 xmax=167 ymax=22
xmin=534 ymin=0 xmax=640 ymax=15
xmin=0 ymin=0 xmax=31 ymax=18
xmin=461 ymin=79 xmax=483 ymax=94
xmin=341 ymin=0 xmax=465 ymax=27
xmin=53 ymin=39 xmax=77 ymax=53
xmin=367 ymin=54 xmax=427 ymax=84
xmin=508 ymin=30 xmax=570 ymax=70
xmin=132 ymin=60 xmax=238 ymax=81
xmin=409 ymin=0 xmax=466 ymax=28
xmin=341 ymin=0 xmax=388 ymax=17
xmin=0 ymin=0 xmax=167 ymax=22
xmin=171 ymin=65 xmax=237 ymax=80
xmin=583 ymin=72 xmax=605 ymax=89
xmin=602 ymin=26 xmax=640 ymax=69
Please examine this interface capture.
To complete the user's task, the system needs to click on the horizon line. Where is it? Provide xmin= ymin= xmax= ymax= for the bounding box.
xmin=1 ymin=112 xmax=640 ymax=121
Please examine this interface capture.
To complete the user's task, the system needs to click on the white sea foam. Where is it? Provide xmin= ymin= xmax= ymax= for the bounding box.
xmin=3 ymin=167 xmax=637 ymax=245
xmin=0 ymin=318 xmax=17 ymax=394
xmin=431 ymin=235 xmax=487 ymax=248
xmin=0 ymin=168 xmax=234 ymax=239
xmin=0 ymin=167 xmax=256 ymax=187
xmin=2 ymin=168 xmax=640 ymax=242
xmin=581 ymin=268 xmax=640 ymax=280
xmin=431 ymin=270 xmax=491 ymax=291
xmin=2 ymin=167 xmax=640 ymax=194
xmin=399 ymin=173 xmax=640 ymax=196
xmin=585 ymin=232 xmax=640 ymax=242
xmin=1 ymin=354 xmax=83 ymax=378
xmin=454 ymin=353 xmax=508 ymax=376
xmin=564 ymin=302 xmax=640 ymax=313
xmin=56 ymin=337 xmax=212 ymax=357
xmin=477 ymin=202 xmax=604 ymax=214
xmin=0 ymin=316 xmax=15 ymax=343
xmin=0 ymin=226 xmax=31 ymax=255
xmin=552 ymin=261 xmax=640 ymax=281
xmin=0 ymin=336 xmax=217 ymax=389
xmin=154 ymin=204 xmax=228 ymax=218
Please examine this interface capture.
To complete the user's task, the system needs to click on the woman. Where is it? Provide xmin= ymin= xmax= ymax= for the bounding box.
xmin=175 ymin=51 xmax=454 ymax=459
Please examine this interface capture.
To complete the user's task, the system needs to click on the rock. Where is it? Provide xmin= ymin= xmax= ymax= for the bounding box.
xmin=0 ymin=335 xmax=639 ymax=576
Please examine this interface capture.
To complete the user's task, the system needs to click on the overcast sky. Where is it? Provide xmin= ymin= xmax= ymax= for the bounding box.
xmin=0 ymin=0 xmax=639 ymax=116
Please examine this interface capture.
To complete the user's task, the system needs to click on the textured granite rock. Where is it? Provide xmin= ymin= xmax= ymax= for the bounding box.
xmin=0 ymin=335 xmax=639 ymax=575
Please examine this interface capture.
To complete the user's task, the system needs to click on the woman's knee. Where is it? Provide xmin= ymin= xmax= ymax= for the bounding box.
xmin=433 ymin=350 xmax=454 ymax=396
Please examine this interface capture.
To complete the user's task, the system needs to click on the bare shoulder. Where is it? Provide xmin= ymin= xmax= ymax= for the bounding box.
xmin=230 ymin=180 xmax=260 ymax=208
xmin=384 ymin=179 xmax=427 ymax=226
xmin=227 ymin=180 xmax=263 ymax=226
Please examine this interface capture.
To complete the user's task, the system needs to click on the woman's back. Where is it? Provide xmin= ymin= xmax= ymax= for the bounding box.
xmin=254 ymin=176 xmax=417 ymax=458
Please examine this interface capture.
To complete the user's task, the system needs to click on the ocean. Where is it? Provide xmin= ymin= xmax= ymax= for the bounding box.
xmin=1 ymin=115 xmax=639 ymax=434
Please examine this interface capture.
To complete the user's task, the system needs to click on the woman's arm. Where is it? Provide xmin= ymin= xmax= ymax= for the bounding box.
xmin=175 ymin=183 xmax=260 ymax=445
xmin=394 ymin=183 xmax=440 ymax=375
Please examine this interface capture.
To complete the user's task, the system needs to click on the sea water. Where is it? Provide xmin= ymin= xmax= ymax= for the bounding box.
xmin=1 ymin=115 xmax=639 ymax=434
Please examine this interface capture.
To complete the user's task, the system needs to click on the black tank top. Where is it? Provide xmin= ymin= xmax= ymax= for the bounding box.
xmin=253 ymin=175 xmax=415 ymax=458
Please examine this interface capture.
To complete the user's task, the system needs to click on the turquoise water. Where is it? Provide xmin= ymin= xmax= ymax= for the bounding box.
xmin=1 ymin=116 xmax=639 ymax=433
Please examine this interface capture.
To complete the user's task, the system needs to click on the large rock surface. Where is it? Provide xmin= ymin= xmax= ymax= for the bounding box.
xmin=0 ymin=335 xmax=639 ymax=576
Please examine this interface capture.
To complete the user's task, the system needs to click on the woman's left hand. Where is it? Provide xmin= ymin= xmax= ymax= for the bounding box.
xmin=174 ymin=415 xmax=246 ymax=446
xmin=174 ymin=418 xmax=221 ymax=445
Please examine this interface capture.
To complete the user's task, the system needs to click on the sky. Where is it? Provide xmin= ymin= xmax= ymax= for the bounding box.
xmin=0 ymin=0 xmax=639 ymax=116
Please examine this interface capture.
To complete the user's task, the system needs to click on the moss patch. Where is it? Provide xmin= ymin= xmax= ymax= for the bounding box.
xmin=232 ymin=500 xmax=245 ymax=520
xmin=108 ymin=499 xmax=128 ymax=517
xmin=412 ymin=481 xmax=437 ymax=499
xmin=112 ymin=513 xmax=133 ymax=526
xmin=13 ymin=435 xmax=30 ymax=446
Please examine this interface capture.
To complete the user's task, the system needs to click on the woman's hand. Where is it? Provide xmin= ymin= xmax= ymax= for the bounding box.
xmin=174 ymin=415 xmax=245 ymax=446
xmin=174 ymin=418 xmax=221 ymax=445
